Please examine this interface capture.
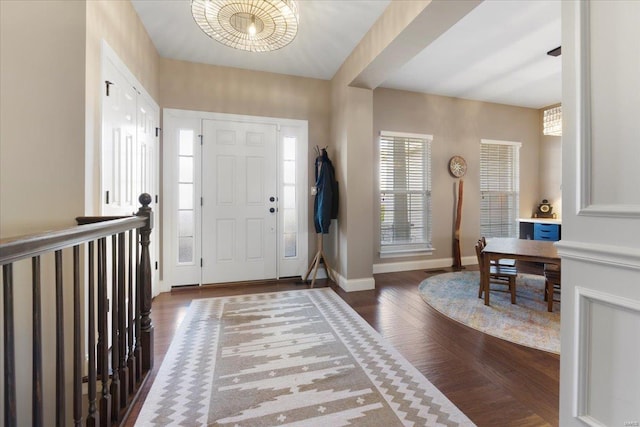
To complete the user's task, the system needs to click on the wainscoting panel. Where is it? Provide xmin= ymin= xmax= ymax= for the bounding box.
xmin=574 ymin=287 xmax=640 ymax=427
xmin=576 ymin=0 xmax=640 ymax=217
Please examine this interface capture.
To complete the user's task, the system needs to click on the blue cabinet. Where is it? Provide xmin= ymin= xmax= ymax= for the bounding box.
xmin=519 ymin=219 xmax=561 ymax=241
xmin=533 ymin=223 xmax=560 ymax=241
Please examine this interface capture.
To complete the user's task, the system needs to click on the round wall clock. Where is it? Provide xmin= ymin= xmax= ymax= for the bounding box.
xmin=448 ymin=155 xmax=467 ymax=178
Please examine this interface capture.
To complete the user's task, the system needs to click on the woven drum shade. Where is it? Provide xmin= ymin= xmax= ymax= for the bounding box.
xmin=191 ymin=0 xmax=299 ymax=52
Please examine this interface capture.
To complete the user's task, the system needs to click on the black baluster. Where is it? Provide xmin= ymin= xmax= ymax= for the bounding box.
xmin=32 ymin=257 xmax=43 ymax=427
xmin=55 ymin=250 xmax=66 ymax=427
xmin=3 ymin=264 xmax=16 ymax=427
xmin=87 ymin=242 xmax=98 ymax=426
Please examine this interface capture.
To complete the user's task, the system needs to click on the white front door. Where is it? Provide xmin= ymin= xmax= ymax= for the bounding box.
xmin=201 ymin=120 xmax=278 ymax=283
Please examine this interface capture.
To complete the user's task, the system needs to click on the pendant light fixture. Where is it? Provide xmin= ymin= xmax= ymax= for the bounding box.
xmin=191 ymin=0 xmax=299 ymax=52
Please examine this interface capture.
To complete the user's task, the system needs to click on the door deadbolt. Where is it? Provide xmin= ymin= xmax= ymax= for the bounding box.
xmin=269 ymin=196 xmax=276 ymax=202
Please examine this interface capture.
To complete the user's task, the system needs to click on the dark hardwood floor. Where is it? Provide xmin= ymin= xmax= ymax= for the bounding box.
xmin=124 ymin=267 xmax=559 ymax=427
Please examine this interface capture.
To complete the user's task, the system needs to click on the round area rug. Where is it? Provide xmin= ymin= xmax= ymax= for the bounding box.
xmin=418 ymin=271 xmax=560 ymax=354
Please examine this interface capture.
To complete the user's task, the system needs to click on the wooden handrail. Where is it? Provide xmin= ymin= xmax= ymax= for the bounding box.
xmin=0 ymin=217 xmax=145 ymax=265
xmin=1 ymin=193 xmax=154 ymax=426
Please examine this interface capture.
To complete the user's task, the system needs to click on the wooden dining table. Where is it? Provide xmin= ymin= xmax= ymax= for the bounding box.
xmin=481 ymin=238 xmax=560 ymax=306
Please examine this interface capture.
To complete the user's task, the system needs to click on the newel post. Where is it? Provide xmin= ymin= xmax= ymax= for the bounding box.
xmin=136 ymin=193 xmax=154 ymax=371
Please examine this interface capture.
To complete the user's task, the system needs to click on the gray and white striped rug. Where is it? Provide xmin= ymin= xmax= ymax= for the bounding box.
xmin=136 ymin=288 xmax=475 ymax=426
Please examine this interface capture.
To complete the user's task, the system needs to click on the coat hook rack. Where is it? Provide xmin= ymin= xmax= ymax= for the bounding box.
xmin=304 ymin=147 xmax=338 ymax=288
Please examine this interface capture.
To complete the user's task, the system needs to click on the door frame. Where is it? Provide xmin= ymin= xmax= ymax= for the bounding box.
xmin=162 ymin=108 xmax=309 ymax=288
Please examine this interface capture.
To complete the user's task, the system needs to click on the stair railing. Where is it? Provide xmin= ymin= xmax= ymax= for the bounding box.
xmin=0 ymin=193 xmax=155 ymax=426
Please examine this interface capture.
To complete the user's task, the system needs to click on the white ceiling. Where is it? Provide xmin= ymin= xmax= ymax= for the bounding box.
xmin=131 ymin=0 xmax=561 ymax=109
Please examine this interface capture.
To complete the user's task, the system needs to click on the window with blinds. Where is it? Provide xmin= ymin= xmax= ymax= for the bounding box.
xmin=379 ymin=131 xmax=433 ymax=254
xmin=480 ymin=139 xmax=521 ymax=238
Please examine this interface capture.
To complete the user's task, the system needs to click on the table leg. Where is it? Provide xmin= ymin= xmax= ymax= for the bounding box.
xmin=483 ymin=255 xmax=491 ymax=306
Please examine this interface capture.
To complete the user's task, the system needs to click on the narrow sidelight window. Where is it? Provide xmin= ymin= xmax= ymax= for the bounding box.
xmin=177 ymin=129 xmax=196 ymax=264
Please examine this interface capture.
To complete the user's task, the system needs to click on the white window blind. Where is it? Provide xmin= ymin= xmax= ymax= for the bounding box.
xmin=379 ymin=131 xmax=433 ymax=253
xmin=480 ymin=140 xmax=521 ymax=238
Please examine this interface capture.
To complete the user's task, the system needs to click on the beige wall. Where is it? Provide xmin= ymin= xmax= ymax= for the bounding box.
xmin=373 ymin=88 xmax=541 ymax=264
xmin=0 ymin=0 xmax=87 ymax=238
xmin=329 ymin=85 xmax=375 ymax=282
xmin=160 ymin=58 xmax=332 ymax=260
xmin=329 ymin=82 xmax=350 ymax=276
xmin=345 ymin=88 xmax=375 ymax=278
xmin=159 ymin=58 xmax=330 ymax=128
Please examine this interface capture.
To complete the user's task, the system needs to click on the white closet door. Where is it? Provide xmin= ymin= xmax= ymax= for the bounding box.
xmin=101 ymin=42 xmax=160 ymax=292
xmin=101 ymin=58 xmax=138 ymax=215
xmin=201 ymin=120 xmax=278 ymax=284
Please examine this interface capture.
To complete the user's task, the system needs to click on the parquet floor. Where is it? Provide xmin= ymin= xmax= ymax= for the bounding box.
xmin=124 ymin=267 xmax=559 ymax=427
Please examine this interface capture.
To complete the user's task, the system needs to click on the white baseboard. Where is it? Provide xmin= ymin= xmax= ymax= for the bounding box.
xmin=155 ymin=279 xmax=168 ymax=296
xmin=373 ymin=256 xmax=477 ymax=274
xmin=333 ymin=271 xmax=375 ymax=292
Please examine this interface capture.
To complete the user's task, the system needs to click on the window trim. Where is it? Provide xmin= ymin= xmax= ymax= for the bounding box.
xmin=379 ymin=130 xmax=434 ymax=256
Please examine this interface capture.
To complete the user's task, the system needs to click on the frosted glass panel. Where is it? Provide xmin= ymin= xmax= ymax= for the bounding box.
xmin=283 ymin=136 xmax=296 ymax=160
xmin=284 ymin=209 xmax=296 ymax=233
xmin=179 ymin=130 xmax=193 ymax=155
xmin=178 ymin=237 xmax=193 ymax=263
xmin=282 ymin=136 xmax=298 ymax=259
xmin=284 ymin=233 xmax=297 ymax=258
xmin=179 ymin=157 xmax=193 ymax=182
xmin=178 ymin=210 xmax=194 ymax=237
xmin=283 ymin=185 xmax=295 ymax=209
xmin=283 ymin=161 xmax=295 ymax=184
xmin=179 ymin=183 xmax=193 ymax=209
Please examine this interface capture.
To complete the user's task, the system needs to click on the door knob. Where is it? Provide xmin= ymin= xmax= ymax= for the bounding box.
xmin=269 ymin=207 xmax=275 ymax=213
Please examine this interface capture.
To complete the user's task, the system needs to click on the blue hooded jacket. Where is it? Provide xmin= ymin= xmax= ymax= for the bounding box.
xmin=314 ymin=149 xmax=338 ymax=234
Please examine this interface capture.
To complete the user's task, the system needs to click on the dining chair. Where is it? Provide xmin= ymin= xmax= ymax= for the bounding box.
xmin=475 ymin=242 xmax=518 ymax=304
xmin=544 ymin=263 xmax=561 ymax=312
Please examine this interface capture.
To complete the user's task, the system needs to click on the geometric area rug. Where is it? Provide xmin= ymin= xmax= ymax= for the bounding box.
xmin=135 ymin=288 xmax=475 ymax=426
xmin=419 ymin=271 xmax=560 ymax=354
